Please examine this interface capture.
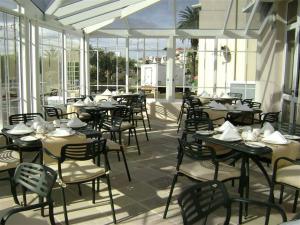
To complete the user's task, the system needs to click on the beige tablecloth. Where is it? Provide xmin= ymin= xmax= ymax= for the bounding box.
xmin=40 ymin=133 xmax=87 ymax=164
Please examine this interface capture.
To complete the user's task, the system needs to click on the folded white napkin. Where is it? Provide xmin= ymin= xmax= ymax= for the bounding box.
xmin=200 ymin=90 xmax=210 ymax=97
xmin=261 ymin=122 xmax=274 ymax=134
xmin=213 ymin=103 xmax=227 ymax=110
xmin=262 ymin=131 xmax=288 ymax=144
xmin=208 ymin=100 xmax=219 ymax=108
xmin=73 ymin=100 xmax=84 ymax=106
xmin=30 ymin=116 xmax=46 ymax=129
xmin=215 ymin=121 xmax=236 ymax=132
xmin=225 ymin=103 xmax=234 ymax=110
xmin=11 ymin=123 xmax=33 ymax=132
xmin=67 ymin=118 xmax=84 ymax=127
xmin=55 ymin=127 xmax=72 ymax=134
xmin=212 ymin=94 xmax=218 ymax=99
xmin=109 ymin=98 xmax=118 ymax=104
xmin=100 ymin=101 xmax=113 ymax=107
xmin=218 ymin=127 xmax=241 ymax=140
xmin=236 ymin=104 xmax=253 ymax=111
xmin=235 ymin=100 xmax=242 ymax=106
xmin=101 ymin=89 xmax=112 ymax=96
xmin=221 ymin=93 xmax=232 ymax=98
xmin=84 ymin=97 xmax=93 ymax=105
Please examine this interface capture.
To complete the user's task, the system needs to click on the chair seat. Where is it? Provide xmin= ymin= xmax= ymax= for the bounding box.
xmin=106 ymin=139 xmax=122 ymax=151
xmin=48 ymin=160 xmax=106 ymax=184
xmin=179 ymin=160 xmax=240 ymax=182
xmin=120 ymin=122 xmax=134 ymax=130
xmin=133 ymin=108 xmax=142 ymax=113
xmin=276 ymin=165 xmax=300 ymax=188
xmin=79 ymin=112 xmax=91 ymax=120
xmin=133 ymin=115 xmax=143 ymax=120
xmin=0 ymin=150 xmax=20 ymax=170
xmin=205 ymin=143 xmax=233 ymax=156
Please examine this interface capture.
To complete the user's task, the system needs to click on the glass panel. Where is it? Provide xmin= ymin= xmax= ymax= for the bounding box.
xmin=39 ymin=27 xmax=62 ymax=106
xmin=284 ymin=29 xmax=295 ymax=95
xmin=89 ymin=38 xmax=126 ymax=94
xmin=0 ymin=12 xmax=20 ymax=127
xmin=287 ymin=0 xmax=298 ymax=25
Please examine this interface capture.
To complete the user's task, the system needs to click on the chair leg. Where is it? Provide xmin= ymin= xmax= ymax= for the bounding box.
xmin=22 ymin=186 xmax=27 ymax=206
xmin=292 ymin=190 xmax=299 ymax=213
xmin=97 ymin=177 xmax=100 ymax=192
xmin=117 ymin=151 xmax=121 ymax=161
xmin=265 ymin=182 xmax=275 ymax=225
xmin=92 ymin=180 xmax=96 ymax=204
xmin=128 ymin=129 xmax=131 ymax=145
xmin=106 ymin=175 xmax=116 ymax=224
xmin=40 ymin=196 xmax=45 ymax=217
xmin=144 ymin=107 xmax=151 ymax=130
xmin=163 ymin=174 xmax=178 ymax=219
xmin=133 ymin=128 xmax=141 ymax=155
xmin=77 ymin=184 xmax=82 ymax=196
xmin=8 ymin=170 xmax=19 ymax=205
xmin=121 ymin=149 xmax=131 ymax=182
xmin=279 ymin=185 xmax=284 ymax=204
xmin=48 ymin=201 xmax=56 ymax=225
xmin=141 ymin=115 xmax=149 ymax=141
xmin=61 ymin=187 xmax=69 ymax=225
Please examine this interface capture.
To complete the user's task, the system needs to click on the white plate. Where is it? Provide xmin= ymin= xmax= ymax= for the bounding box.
xmin=47 ymin=130 xmax=76 ymax=137
xmin=283 ymin=135 xmax=300 ymax=140
xmin=7 ymin=129 xmax=34 ymax=135
xmin=212 ymin=134 xmax=241 ymax=142
xmin=59 ymin=119 xmax=69 ymax=123
xmin=261 ymin=139 xmax=290 ymax=145
xmin=20 ymin=136 xmax=40 ymax=142
xmin=196 ymin=130 xmax=214 ymax=135
xmin=244 ymin=142 xmax=266 ymax=148
xmin=67 ymin=122 xmax=87 ymax=128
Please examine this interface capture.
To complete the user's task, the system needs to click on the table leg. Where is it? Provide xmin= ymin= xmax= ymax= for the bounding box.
xmin=251 ymin=156 xmax=271 ymax=187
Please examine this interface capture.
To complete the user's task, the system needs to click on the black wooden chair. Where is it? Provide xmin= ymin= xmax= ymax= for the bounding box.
xmin=44 ymin=139 xmax=116 ymax=225
xmin=43 ymin=106 xmax=78 ymax=121
xmin=225 ymin=111 xmax=254 ymax=126
xmin=227 ymin=92 xmax=242 ymax=99
xmin=260 ymin=112 xmax=280 ymax=128
xmin=9 ymin=113 xmax=44 ymax=125
xmin=0 ymin=134 xmax=21 ymax=205
xmin=266 ymin=156 xmax=300 ymax=224
xmin=0 ymin=163 xmax=57 ymax=225
xmin=102 ymin=107 xmax=141 ymax=155
xmin=178 ymin=180 xmax=287 ymax=225
xmin=163 ymin=139 xmax=241 ymax=219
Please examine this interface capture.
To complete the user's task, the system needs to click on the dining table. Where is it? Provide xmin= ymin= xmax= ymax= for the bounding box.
xmin=193 ymin=131 xmax=300 ymax=224
xmin=2 ymin=123 xmax=102 ymax=164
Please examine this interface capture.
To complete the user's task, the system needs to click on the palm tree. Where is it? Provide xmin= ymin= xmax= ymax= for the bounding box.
xmin=178 ymin=6 xmax=199 ymax=80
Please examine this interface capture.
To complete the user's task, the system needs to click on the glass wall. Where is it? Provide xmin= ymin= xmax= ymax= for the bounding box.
xmin=89 ymin=38 xmax=126 ymax=94
xmin=0 ymin=11 xmax=21 ymax=126
xmin=66 ymin=34 xmax=80 ymax=98
xmin=39 ymin=27 xmax=62 ymax=106
xmin=176 ymin=38 xmax=257 ymax=99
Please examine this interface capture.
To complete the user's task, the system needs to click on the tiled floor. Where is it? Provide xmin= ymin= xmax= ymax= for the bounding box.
xmin=0 ymin=119 xmax=298 ymax=224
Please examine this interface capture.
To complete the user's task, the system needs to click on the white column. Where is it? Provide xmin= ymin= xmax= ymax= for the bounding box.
xmin=213 ymin=38 xmax=218 ymax=94
xmin=125 ymin=37 xmax=129 ymax=93
xmin=20 ymin=17 xmax=31 ymax=113
xmin=166 ymin=36 xmax=175 ymax=101
xmin=30 ymin=21 xmax=41 ymax=112
xmin=84 ymin=34 xmax=90 ymax=95
xmin=62 ymin=32 xmax=67 ymax=102
xmin=80 ymin=34 xmax=86 ymax=95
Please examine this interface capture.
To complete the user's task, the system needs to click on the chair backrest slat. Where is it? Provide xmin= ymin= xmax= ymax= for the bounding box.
xmin=14 ymin=163 xmax=57 ymax=198
xmin=9 ymin=113 xmax=43 ymax=125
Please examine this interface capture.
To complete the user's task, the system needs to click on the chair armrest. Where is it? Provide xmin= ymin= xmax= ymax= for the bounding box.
xmin=231 ymin=197 xmax=287 ymax=223
xmin=43 ymin=148 xmax=60 ymax=161
xmin=59 ymin=112 xmax=79 ymax=119
xmin=1 ymin=201 xmax=50 ymax=225
xmin=0 ymin=144 xmax=20 ymax=151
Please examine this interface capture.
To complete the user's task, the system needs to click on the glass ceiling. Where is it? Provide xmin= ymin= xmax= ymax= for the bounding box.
xmin=27 ymin=0 xmax=273 ymax=33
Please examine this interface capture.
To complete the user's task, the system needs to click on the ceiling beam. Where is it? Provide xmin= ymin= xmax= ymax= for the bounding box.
xmin=120 ymin=0 xmax=161 ymax=19
xmin=244 ymin=0 xmax=260 ymax=35
xmin=59 ymin=0 xmax=144 ymax=25
xmin=54 ymin=0 xmax=111 ymax=17
xmin=72 ymin=10 xmax=122 ymax=29
xmin=45 ymin=0 xmax=63 ymax=15
xmin=222 ymin=0 xmax=234 ymax=34
xmin=84 ymin=19 xmax=116 ymax=34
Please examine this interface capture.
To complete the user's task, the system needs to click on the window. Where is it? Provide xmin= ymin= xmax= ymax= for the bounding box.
xmin=0 ymin=11 xmax=21 ymax=127
xmin=39 ymin=27 xmax=63 ymax=106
